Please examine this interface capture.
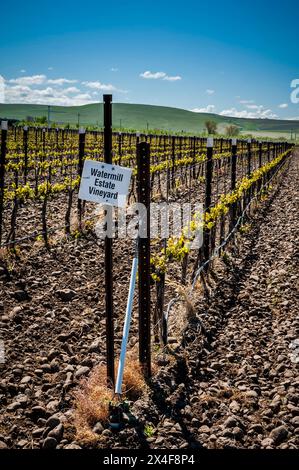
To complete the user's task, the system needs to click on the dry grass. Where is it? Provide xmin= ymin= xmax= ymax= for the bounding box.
xmin=121 ymin=354 xmax=147 ymax=400
xmin=73 ymin=364 xmax=114 ymax=442
xmin=73 ymin=352 xmax=148 ymax=443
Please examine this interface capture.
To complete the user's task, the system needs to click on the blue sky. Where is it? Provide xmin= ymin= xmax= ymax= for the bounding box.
xmin=1 ymin=0 xmax=298 ymax=119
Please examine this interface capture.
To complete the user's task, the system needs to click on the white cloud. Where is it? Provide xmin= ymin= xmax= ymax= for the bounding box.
xmin=9 ymin=74 xmax=47 ymax=86
xmin=140 ymin=71 xmax=166 ymax=79
xmin=20 ymin=69 xmax=26 ymax=74
xmin=47 ymin=78 xmax=78 ymax=85
xmin=4 ymin=83 xmax=96 ymax=106
xmin=82 ymin=81 xmax=127 ymax=93
xmin=110 ymin=67 xmax=119 ymax=72
xmin=163 ymin=75 xmax=182 ymax=81
xmin=239 ymin=99 xmax=255 ymax=104
xmin=82 ymin=81 xmax=115 ymax=91
xmin=219 ymin=106 xmax=278 ymax=119
xmin=140 ymin=71 xmax=181 ymax=81
xmin=63 ymin=86 xmax=81 ymax=94
xmin=206 ymin=89 xmax=215 ymax=95
xmin=279 ymin=103 xmax=288 ymax=109
xmin=2 ymin=73 xmax=128 ymax=105
xmin=0 ymin=75 xmax=4 ymax=103
xmin=48 ymin=67 xmax=53 ymax=71
xmin=191 ymin=105 xmax=216 ymax=113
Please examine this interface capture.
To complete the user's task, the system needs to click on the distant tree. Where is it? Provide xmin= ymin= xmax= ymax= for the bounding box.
xmin=225 ymin=125 xmax=240 ymax=137
xmin=36 ymin=116 xmax=47 ymax=124
xmin=205 ymin=120 xmax=217 ymax=135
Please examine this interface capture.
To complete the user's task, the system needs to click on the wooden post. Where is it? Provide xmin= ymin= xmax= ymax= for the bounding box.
xmin=247 ymin=139 xmax=252 ymax=176
xmin=118 ymin=132 xmax=122 ymax=165
xmin=137 ymin=141 xmax=151 ymax=378
xmin=23 ymin=126 xmax=28 ymax=184
xmin=230 ymin=138 xmax=237 ymax=230
xmin=258 ymin=142 xmax=262 ymax=168
xmin=231 ymin=139 xmax=237 ymax=191
xmin=193 ymin=136 xmax=196 ymax=179
xmin=0 ymin=121 xmax=8 ymax=246
xmin=203 ymin=138 xmax=213 ymax=262
xmin=171 ymin=136 xmax=175 ymax=189
xmin=77 ymin=128 xmax=85 ymax=229
xmin=103 ymin=94 xmax=115 ymax=386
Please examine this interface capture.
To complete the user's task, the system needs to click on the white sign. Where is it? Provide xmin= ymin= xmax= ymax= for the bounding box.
xmin=207 ymin=137 xmax=214 ymax=148
xmin=78 ymin=160 xmax=132 ymax=208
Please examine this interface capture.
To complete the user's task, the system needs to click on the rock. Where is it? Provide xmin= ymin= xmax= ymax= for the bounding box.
xmin=32 ymin=428 xmax=44 ymax=437
xmin=20 ymin=376 xmax=32 ymax=385
xmin=45 ymin=416 xmax=61 ymax=430
xmin=50 ymin=360 xmax=59 ymax=373
xmin=244 ymin=390 xmax=258 ymax=399
xmin=30 ymin=406 xmax=48 ymax=420
xmin=17 ymin=439 xmax=28 ymax=448
xmin=48 ymin=424 xmax=64 ymax=442
xmin=7 ymin=394 xmax=28 ymax=411
xmin=10 ymin=425 xmax=18 ymax=435
xmin=261 ymin=437 xmax=274 ymax=447
xmin=57 ymin=333 xmax=71 ymax=342
xmin=198 ymin=425 xmax=210 ymax=433
xmin=42 ymin=437 xmax=57 ymax=449
xmin=46 ymin=400 xmax=59 ymax=412
xmin=270 ymin=426 xmax=288 ymax=444
xmin=75 ymin=366 xmax=90 ymax=379
xmin=0 ymin=441 xmax=8 ymax=449
xmin=291 ymin=416 xmax=299 ymax=426
xmin=63 ymin=372 xmax=73 ymax=390
xmin=223 ymin=416 xmax=239 ymax=428
xmin=56 ymin=289 xmax=76 ymax=302
xmin=40 ymin=364 xmax=52 ymax=373
xmin=232 ymin=427 xmax=244 ymax=440
xmin=229 ymin=400 xmax=240 ymax=413
xmin=13 ymin=290 xmax=30 ymax=302
xmin=9 ymin=306 xmax=23 ymax=321
xmin=89 ymin=339 xmax=101 ymax=353
xmin=249 ymin=423 xmax=264 ymax=433
xmin=64 ymin=444 xmax=82 ymax=449
xmin=155 ymin=437 xmax=164 ymax=445
xmin=47 ymin=349 xmax=60 ymax=361
xmin=93 ymin=422 xmax=104 ymax=434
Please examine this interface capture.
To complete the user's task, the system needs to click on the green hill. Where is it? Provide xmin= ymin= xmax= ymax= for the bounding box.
xmin=0 ymin=102 xmax=298 ymax=137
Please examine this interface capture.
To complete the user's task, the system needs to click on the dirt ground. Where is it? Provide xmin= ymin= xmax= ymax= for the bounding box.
xmin=0 ymin=152 xmax=298 ymax=449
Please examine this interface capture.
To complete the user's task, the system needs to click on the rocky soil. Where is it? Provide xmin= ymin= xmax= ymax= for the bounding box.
xmin=0 ymin=152 xmax=298 ymax=449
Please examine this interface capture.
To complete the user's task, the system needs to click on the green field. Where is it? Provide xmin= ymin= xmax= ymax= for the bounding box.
xmin=0 ymin=102 xmax=299 ymax=137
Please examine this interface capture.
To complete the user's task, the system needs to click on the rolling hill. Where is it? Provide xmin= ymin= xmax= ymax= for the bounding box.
xmin=0 ymin=102 xmax=298 ymax=137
